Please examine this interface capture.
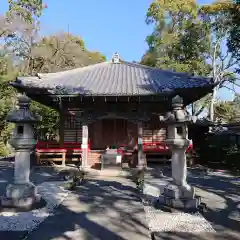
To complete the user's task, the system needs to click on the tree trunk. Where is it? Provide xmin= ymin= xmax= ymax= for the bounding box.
xmin=209 ymin=87 xmax=217 ymax=121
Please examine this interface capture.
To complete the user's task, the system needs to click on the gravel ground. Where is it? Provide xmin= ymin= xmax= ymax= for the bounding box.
xmin=0 ymin=181 xmax=69 ymax=232
xmin=141 ymin=195 xmax=215 ymax=233
xmin=143 ymin=163 xmax=240 ymax=238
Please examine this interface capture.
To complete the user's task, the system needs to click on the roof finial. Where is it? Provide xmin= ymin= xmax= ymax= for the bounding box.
xmin=112 ymin=52 xmax=120 ymax=63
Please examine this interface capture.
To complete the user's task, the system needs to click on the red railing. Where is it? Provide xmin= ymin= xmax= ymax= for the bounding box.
xmin=143 ymin=142 xmax=193 ymax=154
xmin=36 ymin=141 xmax=90 ymax=151
xmin=36 ymin=141 xmax=193 ymax=154
xmin=143 ymin=142 xmax=169 ymax=153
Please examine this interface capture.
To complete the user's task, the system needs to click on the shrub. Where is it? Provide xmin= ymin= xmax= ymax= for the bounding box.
xmin=196 ymin=132 xmax=240 ymax=171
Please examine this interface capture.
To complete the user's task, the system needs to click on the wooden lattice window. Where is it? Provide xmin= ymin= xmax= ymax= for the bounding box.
xmin=64 ymin=115 xmax=82 ymax=129
xmin=64 ymin=115 xmax=83 ymax=143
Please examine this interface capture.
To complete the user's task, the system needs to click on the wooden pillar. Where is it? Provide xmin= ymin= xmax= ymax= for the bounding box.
xmin=137 ymin=121 xmax=145 ymax=168
xmin=81 ymin=121 xmax=88 ymax=168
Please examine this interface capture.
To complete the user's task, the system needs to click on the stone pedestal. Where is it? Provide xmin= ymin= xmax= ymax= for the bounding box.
xmin=2 ymin=148 xmax=40 ymax=209
xmin=158 ymin=147 xmax=200 ymax=209
xmin=158 ymin=183 xmax=201 ymax=209
xmin=3 ymin=182 xmax=40 ymax=209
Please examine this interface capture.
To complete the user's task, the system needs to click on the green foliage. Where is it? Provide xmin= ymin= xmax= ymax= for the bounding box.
xmin=143 ymin=0 xmax=238 ymax=120
xmin=0 ymin=52 xmax=18 ymax=156
xmin=29 ymin=32 xmax=106 ymax=74
xmin=30 ymin=101 xmax=59 ymax=140
xmin=0 ymin=1 xmax=107 ymax=155
xmin=142 ymin=0 xmax=215 ymax=116
xmin=197 ymin=132 xmax=240 ymax=171
xmin=144 ymin=0 xmax=211 ymax=75
xmin=227 ymin=5 xmax=240 ymax=73
xmin=7 ymin=0 xmax=46 ymax=24
xmin=214 ymin=94 xmax=240 ymax=123
xmin=140 ymin=50 xmax=157 ymax=67
xmin=214 ymin=101 xmax=235 ymax=122
xmin=200 ymin=1 xmax=240 ymax=73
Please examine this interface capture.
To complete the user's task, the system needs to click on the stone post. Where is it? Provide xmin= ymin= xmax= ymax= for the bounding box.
xmin=81 ymin=122 xmax=88 ymax=168
xmin=137 ymin=121 xmax=145 ymax=168
xmin=171 ymin=149 xmax=188 ymax=187
xmin=1 ymin=94 xmax=41 ymax=209
xmin=158 ymin=95 xmax=200 ymax=209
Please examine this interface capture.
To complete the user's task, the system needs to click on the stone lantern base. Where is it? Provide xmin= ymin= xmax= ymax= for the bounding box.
xmin=158 ymin=183 xmax=201 ymax=210
xmin=1 ymin=182 xmax=41 ymax=210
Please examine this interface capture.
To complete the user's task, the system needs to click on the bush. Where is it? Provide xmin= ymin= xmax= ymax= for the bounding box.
xmin=0 ymin=142 xmax=9 ymax=157
xmin=196 ymin=132 xmax=240 ymax=171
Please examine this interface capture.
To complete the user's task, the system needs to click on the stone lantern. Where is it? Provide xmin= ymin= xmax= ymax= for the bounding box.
xmin=159 ymin=95 xmax=200 ymax=209
xmin=1 ymin=94 xmax=41 ymax=209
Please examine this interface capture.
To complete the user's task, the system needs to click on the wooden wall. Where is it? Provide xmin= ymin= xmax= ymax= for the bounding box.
xmin=142 ymin=117 xmax=166 ymax=144
xmin=63 ymin=114 xmax=166 ymax=148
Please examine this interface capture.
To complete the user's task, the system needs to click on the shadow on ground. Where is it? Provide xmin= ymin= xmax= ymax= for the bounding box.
xmin=0 ymin=158 xmax=61 ymax=196
xmin=25 ymin=177 xmax=150 ymax=240
xmin=1 ymin=159 xmax=239 ymax=240
xmin=146 ymin=163 xmax=240 ymax=238
xmin=0 ymin=158 xmax=14 ymax=196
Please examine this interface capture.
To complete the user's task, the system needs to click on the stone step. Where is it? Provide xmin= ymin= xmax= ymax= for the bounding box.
xmin=85 ymin=168 xmax=133 ymax=178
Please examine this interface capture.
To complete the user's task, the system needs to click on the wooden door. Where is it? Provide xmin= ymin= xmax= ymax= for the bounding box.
xmin=102 ymin=119 xmax=115 ymax=147
xmin=89 ymin=118 xmax=136 ymax=149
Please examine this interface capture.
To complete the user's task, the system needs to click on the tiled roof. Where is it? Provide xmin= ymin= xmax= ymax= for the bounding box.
xmin=15 ymin=60 xmax=213 ymax=96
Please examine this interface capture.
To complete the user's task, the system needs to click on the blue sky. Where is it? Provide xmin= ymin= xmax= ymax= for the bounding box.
xmin=0 ymin=0 xmax=238 ymax=100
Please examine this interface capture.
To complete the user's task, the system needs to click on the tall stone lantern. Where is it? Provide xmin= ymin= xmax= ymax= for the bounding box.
xmin=1 ymin=94 xmax=41 ymax=208
xmin=159 ymin=95 xmax=199 ymax=209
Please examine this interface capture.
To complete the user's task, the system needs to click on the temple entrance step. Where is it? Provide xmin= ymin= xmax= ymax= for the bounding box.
xmin=84 ymin=168 xmax=133 ymax=178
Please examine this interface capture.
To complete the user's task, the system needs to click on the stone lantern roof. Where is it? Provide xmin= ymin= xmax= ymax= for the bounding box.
xmin=160 ymin=95 xmax=194 ymax=124
xmin=6 ymin=94 xmax=41 ymax=123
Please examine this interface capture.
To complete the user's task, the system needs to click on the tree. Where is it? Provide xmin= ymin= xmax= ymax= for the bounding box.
xmin=0 ymin=1 xmax=107 ymax=155
xmin=200 ymin=1 xmax=238 ymax=121
xmin=200 ymin=1 xmax=240 ymax=72
xmin=0 ymin=52 xmax=18 ymax=156
xmin=227 ymin=4 xmax=240 ymax=73
xmin=214 ymin=94 xmax=240 ymax=123
xmin=29 ymin=32 xmax=106 ymax=74
xmin=141 ymin=50 xmax=157 ymax=67
xmin=145 ymin=0 xmax=211 ymax=74
xmin=143 ymin=0 xmax=212 ymax=116
xmin=214 ymin=100 xmax=235 ymax=123
xmin=231 ymin=94 xmax=240 ymax=122
xmin=27 ymin=32 xmax=106 ymax=140
xmin=30 ymin=102 xmax=60 ymax=140
xmin=143 ymin=0 xmax=238 ymax=120
xmin=7 ymin=0 xmax=47 ymax=24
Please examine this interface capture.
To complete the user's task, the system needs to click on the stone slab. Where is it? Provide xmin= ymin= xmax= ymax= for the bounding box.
xmin=164 ymin=184 xmax=181 ymax=198
xmin=156 ymin=195 xmax=200 ymax=209
xmin=171 ymin=199 xmax=185 ymax=208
